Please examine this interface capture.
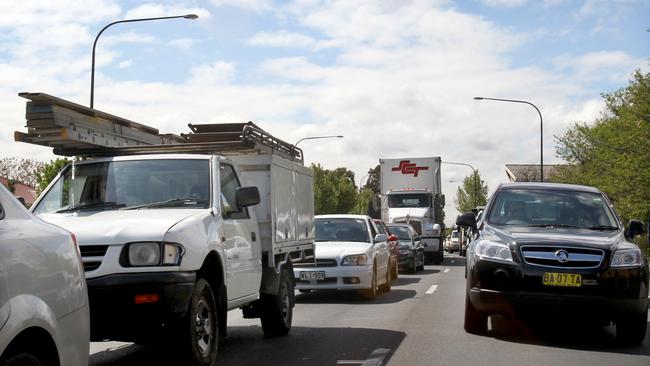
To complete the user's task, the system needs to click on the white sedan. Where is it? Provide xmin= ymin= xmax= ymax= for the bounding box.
xmin=293 ymin=214 xmax=391 ymax=299
xmin=0 ymin=184 xmax=90 ymax=366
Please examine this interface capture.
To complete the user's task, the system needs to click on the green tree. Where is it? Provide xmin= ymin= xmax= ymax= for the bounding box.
xmin=453 ymin=170 xmax=488 ymax=213
xmin=361 ymin=164 xmax=380 ymax=194
xmin=553 ymin=68 xmax=650 ymax=224
xmin=351 ymin=187 xmax=375 ymax=215
xmin=37 ymin=158 xmax=71 ymax=193
xmin=311 ymin=163 xmax=358 ymax=215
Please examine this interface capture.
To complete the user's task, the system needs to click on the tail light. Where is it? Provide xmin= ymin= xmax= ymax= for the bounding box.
xmin=70 ymin=232 xmax=81 ymax=258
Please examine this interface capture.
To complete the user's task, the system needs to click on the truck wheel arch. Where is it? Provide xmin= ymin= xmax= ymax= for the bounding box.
xmin=199 ymin=251 xmax=227 ymax=338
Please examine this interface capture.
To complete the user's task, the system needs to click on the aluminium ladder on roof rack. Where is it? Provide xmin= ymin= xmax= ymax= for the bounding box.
xmin=14 ymin=92 xmax=304 ymax=162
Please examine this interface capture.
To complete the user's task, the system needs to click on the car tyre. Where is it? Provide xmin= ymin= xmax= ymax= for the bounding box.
xmin=180 ymin=277 xmax=219 ymax=366
xmin=410 ymin=256 xmax=417 ymax=274
xmin=464 ymin=292 xmax=488 ymax=334
xmin=261 ymin=268 xmax=294 ymax=337
xmin=380 ymin=264 xmax=392 ymax=292
xmin=418 ymin=252 xmax=425 ymax=271
xmin=391 ymin=259 xmax=399 ymax=280
xmin=362 ymin=266 xmax=379 ymax=299
xmin=616 ymin=308 xmax=647 ymax=345
xmin=0 ymin=353 xmax=44 ymax=366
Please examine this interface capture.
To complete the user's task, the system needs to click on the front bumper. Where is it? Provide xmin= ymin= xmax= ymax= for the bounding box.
xmin=468 ymin=258 xmax=649 ymax=319
xmin=294 ymin=265 xmax=373 ymax=290
xmin=87 ymin=271 xmax=196 ymax=341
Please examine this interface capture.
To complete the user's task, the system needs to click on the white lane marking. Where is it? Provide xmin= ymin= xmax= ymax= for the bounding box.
xmin=444 ymin=268 xmax=450 ymax=273
xmin=426 ymin=285 xmax=438 ymax=294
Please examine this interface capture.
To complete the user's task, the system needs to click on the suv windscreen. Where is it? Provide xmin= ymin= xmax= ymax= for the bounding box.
xmin=387 ymin=193 xmax=430 ymax=208
xmin=487 ymin=189 xmax=618 ymax=228
xmin=33 ymin=159 xmax=210 ymax=214
xmin=315 ymin=218 xmax=370 ymax=243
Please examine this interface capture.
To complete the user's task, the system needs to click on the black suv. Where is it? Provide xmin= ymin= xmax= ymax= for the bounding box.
xmin=457 ymin=182 xmax=649 ymax=344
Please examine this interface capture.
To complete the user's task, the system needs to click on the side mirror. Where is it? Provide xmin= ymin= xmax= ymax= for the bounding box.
xmin=235 ymin=186 xmax=260 ymax=208
xmin=0 ymin=203 xmax=4 ymax=220
xmin=432 ymin=223 xmax=441 ymax=236
xmin=456 ymin=212 xmax=477 ymax=231
xmin=626 ymin=219 xmax=645 ymax=239
xmin=374 ymin=233 xmax=387 ymax=243
xmin=388 ymin=234 xmax=398 ymax=242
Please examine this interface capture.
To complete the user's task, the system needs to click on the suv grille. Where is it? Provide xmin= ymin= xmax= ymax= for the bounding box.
xmin=80 ymin=245 xmax=109 ymax=272
xmin=520 ymin=246 xmax=604 ymax=268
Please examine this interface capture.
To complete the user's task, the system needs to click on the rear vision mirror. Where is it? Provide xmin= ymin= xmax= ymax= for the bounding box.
xmin=456 ymin=212 xmax=477 ymax=231
xmin=235 ymin=186 xmax=261 ymax=208
xmin=626 ymin=219 xmax=645 ymax=239
xmin=374 ymin=233 xmax=387 ymax=243
xmin=0 ymin=203 xmax=4 ymax=220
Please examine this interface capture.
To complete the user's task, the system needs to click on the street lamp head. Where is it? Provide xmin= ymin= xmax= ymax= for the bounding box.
xmin=183 ymin=14 xmax=199 ymax=19
xmin=473 ymin=97 xmax=484 ymax=100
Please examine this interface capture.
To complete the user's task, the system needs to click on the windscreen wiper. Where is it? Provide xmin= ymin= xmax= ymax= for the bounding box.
xmin=586 ymin=225 xmax=619 ymax=231
xmin=524 ymin=223 xmax=580 ymax=228
xmin=55 ymin=201 xmax=126 ymax=213
xmin=122 ymin=198 xmax=207 ymax=210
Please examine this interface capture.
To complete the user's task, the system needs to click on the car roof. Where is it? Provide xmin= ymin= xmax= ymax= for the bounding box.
xmin=497 ymin=182 xmax=601 ymax=193
xmin=316 ymin=214 xmax=370 ymax=220
xmin=387 ymin=223 xmax=411 ymax=228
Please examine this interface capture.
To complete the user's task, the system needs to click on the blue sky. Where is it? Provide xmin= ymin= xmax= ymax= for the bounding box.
xmin=1 ymin=0 xmax=648 ymax=224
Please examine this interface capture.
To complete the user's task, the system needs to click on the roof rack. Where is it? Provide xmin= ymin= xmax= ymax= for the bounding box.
xmin=14 ymin=93 xmax=304 ymax=162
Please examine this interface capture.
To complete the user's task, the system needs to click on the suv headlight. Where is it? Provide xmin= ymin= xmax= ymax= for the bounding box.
xmin=125 ymin=242 xmax=184 ymax=267
xmin=341 ymin=254 xmax=368 ymax=266
xmin=475 ymin=240 xmax=513 ymax=262
xmin=611 ymin=248 xmax=642 ymax=267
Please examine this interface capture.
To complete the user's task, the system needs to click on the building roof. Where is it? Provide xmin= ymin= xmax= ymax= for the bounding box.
xmin=504 ymin=164 xmax=566 ymax=182
xmin=0 ymin=177 xmax=38 ymax=205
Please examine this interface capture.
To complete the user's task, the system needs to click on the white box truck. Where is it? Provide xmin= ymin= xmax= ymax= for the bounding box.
xmin=18 ymin=104 xmax=314 ymax=366
xmin=379 ymin=157 xmax=445 ymax=264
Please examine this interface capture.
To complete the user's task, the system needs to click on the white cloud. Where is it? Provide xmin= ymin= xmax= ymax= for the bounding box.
xmin=169 ymin=38 xmax=198 ymax=51
xmin=118 ymin=59 xmax=133 ymax=69
xmin=124 ymin=3 xmax=211 ymax=20
xmin=247 ymin=31 xmax=337 ymax=50
xmin=552 ymin=51 xmax=647 ymax=83
xmin=210 ymin=0 xmax=272 ymax=13
xmin=481 ymin=0 xmax=527 ymax=7
xmin=188 ymin=61 xmax=238 ymax=85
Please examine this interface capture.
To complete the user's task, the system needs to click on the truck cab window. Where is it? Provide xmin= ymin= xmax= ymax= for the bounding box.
xmin=220 ymin=164 xmax=248 ymax=220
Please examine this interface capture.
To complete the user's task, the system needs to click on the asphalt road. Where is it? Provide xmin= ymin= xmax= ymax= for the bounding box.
xmin=89 ymin=253 xmax=650 ymax=366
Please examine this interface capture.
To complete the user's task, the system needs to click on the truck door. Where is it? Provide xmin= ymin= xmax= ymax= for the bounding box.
xmin=219 ymin=163 xmax=262 ymax=301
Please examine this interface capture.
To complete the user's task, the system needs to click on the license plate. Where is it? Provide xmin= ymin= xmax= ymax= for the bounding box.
xmin=300 ymin=271 xmax=325 ymax=280
xmin=543 ymin=272 xmax=582 ymax=287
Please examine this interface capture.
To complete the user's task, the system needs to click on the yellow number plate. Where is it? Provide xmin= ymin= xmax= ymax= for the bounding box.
xmin=542 ymin=272 xmax=582 ymax=287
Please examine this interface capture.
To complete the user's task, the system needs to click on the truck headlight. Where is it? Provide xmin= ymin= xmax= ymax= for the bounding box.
xmin=126 ymin=242 xmax=183 ymax=266
xmin=475 ymin=240 xmax=513 ymax=262
xmin=341 ymin=254 xmax=368 ymax=266
xmin=611 ymin=248 xmax=642 ymax=267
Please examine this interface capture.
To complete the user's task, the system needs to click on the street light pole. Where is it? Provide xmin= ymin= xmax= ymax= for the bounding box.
xmin=294 ymin=135 xmax=344 ymax=146
xmin=90 ymin=14 xmax=199 ymax=109
xmin=473 ymin=96 xmax=544 ymax=181
xmin=443 ymin=161 xmax=479 ymax=208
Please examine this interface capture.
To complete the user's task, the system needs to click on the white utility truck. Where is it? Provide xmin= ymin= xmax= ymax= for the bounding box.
xmin=379 ymin=157 xmax=444 ymax=264
xmin=15 ymin=93 xmax=314 ymax=366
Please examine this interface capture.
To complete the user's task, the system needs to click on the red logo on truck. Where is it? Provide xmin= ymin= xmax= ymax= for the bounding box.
xmin=391 ymin=160 xmax=429 ymax=177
